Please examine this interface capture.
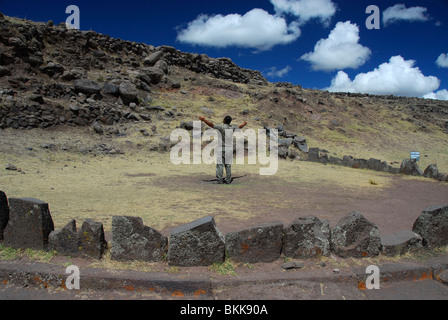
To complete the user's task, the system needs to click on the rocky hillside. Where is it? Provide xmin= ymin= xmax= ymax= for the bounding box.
xmin=1 ymin=13 xmax=448 ymax=171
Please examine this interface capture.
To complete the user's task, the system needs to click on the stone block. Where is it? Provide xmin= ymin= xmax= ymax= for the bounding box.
xmin=3 ymin=198 xmax=54 ymax=250
xmin=331 ymin=212 xmax=381 ymax=258
xmin=283 ymin=216 xmax=331 ymax=259
xmin=78 ymin=219 xmax=107 ymax=260
xmin=48 ymin=220 xmax=79 ymax=256
xmin=225 ymin=222 xmax=283 ymax=263
xmin=111 ymin=216 xmax=167 ymax=262
xmin=168 ymin=216 xmax=225 ymax=267
xmin=0 ymin=191 xmax=9 ymax=241
xmin=381 ymin=230 xmax=423 ymax=257
xmin=400 ymin=159 xmax=423 ymax=176
xmin=413 ymin=205 xmax=448 ymax=248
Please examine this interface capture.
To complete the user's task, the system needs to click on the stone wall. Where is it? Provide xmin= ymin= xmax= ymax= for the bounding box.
xmin=264 ymin=125 xmax=447 ymax=183
xmin=305 ymin=149 xmax=448 ymax=183
xmin=0 ymin=191 xmax=447 ymax=266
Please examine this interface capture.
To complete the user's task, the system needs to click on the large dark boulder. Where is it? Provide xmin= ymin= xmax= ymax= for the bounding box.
xmin=143 ymin=51 xmax=164 ymax=66
xmin=119 ymin=81 xmax=139 ymax=105
xmin=331 ymin=212 xmax=381 ymax=258
xmin=0 ymin=191 xmax=9 ymax=241
xmin=139 ymin=67 xmax=165 ymax=85
xmin=3 ymin=198 xmax=54 ymax=250
xmin=111 ymin=216 xmax=167 ymax=262
xmin=40 ymin=62 xmax=64 ymax=77
xmin=74 ymin=79 xmax=101 ymax=95
xmin=413 ymin=205 xmax=448 ymax=248
xmin=283 ymin=216 xmax=331 ymax=259
xmin=168 ymin=216 xmax=225 ymax=267
xmin=225 ymin=222 xmax=283 ymax=263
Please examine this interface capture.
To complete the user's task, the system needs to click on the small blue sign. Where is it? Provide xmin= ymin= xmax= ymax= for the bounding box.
xmin=411 ymin=152 xmax=420 ymax=162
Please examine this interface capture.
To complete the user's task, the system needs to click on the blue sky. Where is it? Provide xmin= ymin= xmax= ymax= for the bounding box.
xmin=1 ymin=0 xmax=448 ymax=99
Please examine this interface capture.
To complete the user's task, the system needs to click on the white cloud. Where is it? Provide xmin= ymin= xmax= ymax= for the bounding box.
xmin=300 ymin=21 xmax=371 ymax=72
xmin=266 ymin=66 xmax=292 ymax=78
xmin=424 ymin=89 xmax=448 ymax=101
xmin=436 ymin=53 xmax=448 ymax=68
xmin=176 ymin=9 xmax=301 ymax=51
xmin=326 ymin=56 xmax=441 ymax=98
xmin=383 ymin=4 xmax=430 ymax=26
xmin=270 ymin=0 xmax=336 ymax=25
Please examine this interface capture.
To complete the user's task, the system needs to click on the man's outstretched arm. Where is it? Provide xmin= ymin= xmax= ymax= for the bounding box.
xmin=239 ymin=121 xmax=248 ymax=129
xmin=199 ymin=116 xmax=215 ymax=128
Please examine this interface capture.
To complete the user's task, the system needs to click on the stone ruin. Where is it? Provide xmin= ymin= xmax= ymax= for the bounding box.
xmin=264 ymin=125 xmax=448 ymax=183
xmin=0 ymin=190 xmax=447 ymax=266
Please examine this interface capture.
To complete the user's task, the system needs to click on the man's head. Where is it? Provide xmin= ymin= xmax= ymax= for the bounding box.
xmin=223 ymin=116 xmax=232 ymax=125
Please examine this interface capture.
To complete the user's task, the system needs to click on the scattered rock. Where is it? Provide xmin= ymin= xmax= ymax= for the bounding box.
xmin=139 ymin=67 xmax=165 ymax=85
xmin=179 ymin=121 xmax=194 ymax=131
xmin=60 ymin=69 xmax=84 ymax=81
xmin=143 ymin=51 xmax=164 ymax=66
xmin=0 ymin=66 xmax=11 ymax=77
xmin=29 ymin=94 xmax=44 ymax=104
xmin=102 ymin=83 xmax=119 ymax=96
xmin=5 ymin=164 xmax=17 ymax=171
xmin=282 ymin=262 xmax=305 ymax=270
xmin=74 ymin=79 xmax=101 ymax=95
xmin=119 ymin=81 xmax=139 ymax=105
xmin=93 ymin=122 xmax=104 ymax=135
xmin=40 ymin=62 xmax=64 ymax=77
